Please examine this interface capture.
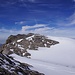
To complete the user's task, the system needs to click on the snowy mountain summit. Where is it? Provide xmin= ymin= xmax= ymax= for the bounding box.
xmin=0 ymin=33 xmax=59 ymax=57
xmin=0 ymin=34 xmax=75 ymax=75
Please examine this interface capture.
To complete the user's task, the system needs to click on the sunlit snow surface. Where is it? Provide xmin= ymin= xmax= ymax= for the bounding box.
xmin=17 ymin=39 xmax=23 ymax=42
xmin=10 ymin=36 xmax=75 ymax=75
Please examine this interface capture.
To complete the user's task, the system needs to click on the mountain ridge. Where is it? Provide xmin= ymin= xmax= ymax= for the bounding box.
xmin=0 ymin=33 xmax=59 ymax=57
xmin=0 ymin=53 xmax=44 ymax=75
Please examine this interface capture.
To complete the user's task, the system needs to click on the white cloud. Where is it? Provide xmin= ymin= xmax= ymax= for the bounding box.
xmin=0 ymin=1 xmax=17 ymax=7
xmin=20 ymin=24 xmax=75 ymax=38
xmin=57 ymin=12 xmax=75 ymax=26
xmin=15 ymin=21 xmax=26 ymax=25
xmin=0 ymin=28 xmax=20 ymax=43
xmin=28 ymin=0 xmax=36 ymax=3
xmin=67 ymin=12 xmax=75 ymax=21
xmin=21 ymin=24 xmax=54 ymax=34
xmin=0 ymin=28 xmax=15 ymax=33
xmin=73 ymin=0 xmax=75 ymax=2
xmin=21 ymin=24 xmax=46 ymax=31
xmin=19 ymin=0 xmax=28 ymax=7
xmin=0 ymin=24 xmax=75 ymax=43
xmin=69 ymin=19 xmax=75 ymax=25
xmin=66 ymin=12 xmax=75 ymax=26
xmin=19 ymin=0 xmax=36 ymax=3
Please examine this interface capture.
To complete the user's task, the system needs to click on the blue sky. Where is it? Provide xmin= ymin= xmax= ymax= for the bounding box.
xmin=0 ymin=0 xmax=75 ymax=43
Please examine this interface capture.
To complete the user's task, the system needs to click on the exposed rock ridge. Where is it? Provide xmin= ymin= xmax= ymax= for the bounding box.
xmin=0 ymin=33 xmax=59 ymax=57
xmin=0 ymin=53 xmax=44 ymax=75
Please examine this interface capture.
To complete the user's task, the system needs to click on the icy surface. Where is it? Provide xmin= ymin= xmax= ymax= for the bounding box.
xmin=10 ymin=36 xmax=75 ymax=75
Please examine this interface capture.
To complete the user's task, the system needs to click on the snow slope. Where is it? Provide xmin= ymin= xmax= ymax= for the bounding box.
xmin=10 ymin=36 xmax=75 ymax=75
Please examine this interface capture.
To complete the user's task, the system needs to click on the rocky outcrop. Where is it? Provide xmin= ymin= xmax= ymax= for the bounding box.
xmin=0 ymin=33 xmax=59 ymax=57
xmin=0 ymin=53 xmax=44 ymax=75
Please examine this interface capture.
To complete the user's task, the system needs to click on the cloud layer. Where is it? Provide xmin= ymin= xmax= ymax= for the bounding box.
xmin=0 ymin=23 xmax=75 ymax=43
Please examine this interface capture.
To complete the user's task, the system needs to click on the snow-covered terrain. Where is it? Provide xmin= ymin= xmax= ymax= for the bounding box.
xmin=10 ymin=36 xmax=75 ymax=75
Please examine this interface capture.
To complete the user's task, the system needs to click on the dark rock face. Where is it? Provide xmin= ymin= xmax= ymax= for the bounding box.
xmin=0 ymin=53 xmax=44 ymax=75
xmin=0 ymin=33 xmax=59 ymax=57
